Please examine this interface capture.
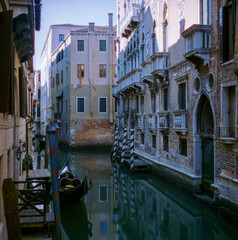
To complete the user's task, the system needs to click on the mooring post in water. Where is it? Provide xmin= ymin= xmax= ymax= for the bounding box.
xmin=2 ymin=178 xmax=22 ymax=240
xmin=47 ymin=125 xmax=61 ymax=239
xmin=121 ymin=127 xmax=127 ymax=163
xmin=130 ymin=129 xmax=135 ymax=169
xmin=112 ymin=126 xmax=119 ymax=162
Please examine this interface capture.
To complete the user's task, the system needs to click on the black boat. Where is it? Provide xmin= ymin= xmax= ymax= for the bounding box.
xmin=59 ymin=162 xmax=90 ymax=202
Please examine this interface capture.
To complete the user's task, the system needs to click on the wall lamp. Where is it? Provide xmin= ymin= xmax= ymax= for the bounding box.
xmin=15 ymin=147 xmax=22 ymax=161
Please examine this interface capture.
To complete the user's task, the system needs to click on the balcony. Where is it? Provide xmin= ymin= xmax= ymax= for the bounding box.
xmin=173 ymin=110 xmax=187 ymax=133
xmin=121 ymin=3 xmax=140 ymax=38
xmin=117 ymin=68 xmax=142 ymax=94
xmin=150 ymin=52 xmax=169 ymax=86
xmin=158 ymin=112 xmax=169 ymax=131
xmin=182 ymin=24 xmax=211 ymax=66
xmin=136 ymin=114 xmax=144 ymax=129
xmin=147 ymin=114 xmax=157 ymax=131
xmin=141 ymin=61 xmax=153 ymax=84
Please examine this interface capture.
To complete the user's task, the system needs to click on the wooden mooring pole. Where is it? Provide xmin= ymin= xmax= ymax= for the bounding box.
xmin=2 ymin=178 xmax=22 ymax=240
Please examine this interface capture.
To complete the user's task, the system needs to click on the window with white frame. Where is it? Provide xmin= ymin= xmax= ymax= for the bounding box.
xmin=99 ymin=185 xmax=108 ymax=202
xmin=76 ymin=97 xmax=85 ymax=113
xmin=99 ymin=40 xmax=106 ymax=51
xmin=59 ymin=34 xmax=64 ymax=42
xmin=100 ymin=221 xmax=107 ymax=235
xmin=99 ymin=97 xmax=107 ymax=113
xmin=77 ymin=40 xmax=84 ymax=52
xmin=221 ymin=85 xmax=236 ymax=138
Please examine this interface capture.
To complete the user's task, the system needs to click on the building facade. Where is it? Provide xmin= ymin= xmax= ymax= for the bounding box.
xmin=0 ymin=0 xmax=41 ymax=239
xmin=114 ymin=0 xmax=238 ymax=211
xmin=49 ymin=14 xmax=117 ymax=147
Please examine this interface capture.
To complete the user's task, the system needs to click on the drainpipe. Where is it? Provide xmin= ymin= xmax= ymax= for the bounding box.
xmin=108 ymin=13 xmax=114 ymax=123
xmin=26 ymin=115 xmax=33 ymax=154
xmin=88 ymin=23 xmax=94 ymax=114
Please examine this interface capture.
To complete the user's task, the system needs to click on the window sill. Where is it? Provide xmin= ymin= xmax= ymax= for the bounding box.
xmin=220 ymin=173 xmax=238 ymax=185
xmin=221 ymin=59 xmax=234 ymax=67
xmin=219 ymin=137 xmax=237 ymax=145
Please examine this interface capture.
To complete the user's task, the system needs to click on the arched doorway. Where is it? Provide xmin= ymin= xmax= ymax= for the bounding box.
xmin=196 ymin=94 xmax=214 ymax=194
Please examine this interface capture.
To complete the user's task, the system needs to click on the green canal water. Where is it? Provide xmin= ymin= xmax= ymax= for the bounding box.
xmin=58 ymin=148 xmax=238 ymax=240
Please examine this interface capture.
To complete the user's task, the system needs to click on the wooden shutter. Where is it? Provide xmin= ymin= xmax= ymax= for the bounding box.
xmin=19 ymin=67 xmax=26 ymax=118
xmin=0 ymin=10 xmax=13 ymax=113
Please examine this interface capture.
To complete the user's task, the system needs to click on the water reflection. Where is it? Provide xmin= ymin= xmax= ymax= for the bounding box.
xmin=59 ymin=148 xmax=238 ymax=240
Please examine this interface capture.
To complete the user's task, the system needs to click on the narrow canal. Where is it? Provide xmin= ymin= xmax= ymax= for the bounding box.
xmin=58 ymin=147 xmax=238 ymax=240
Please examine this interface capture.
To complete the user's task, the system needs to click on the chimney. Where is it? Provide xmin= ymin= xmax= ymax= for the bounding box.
xmin=108 ymin=13 xmax=113 ymax=33
xmin=89 ymin=22 xmax=95 ymax=32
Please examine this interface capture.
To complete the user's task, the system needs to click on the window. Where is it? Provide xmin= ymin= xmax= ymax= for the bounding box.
xmin=140 ymin=95 xmax=144 ymax=113
xmin=163 ymin=88 xmax=168 ymax=111
xmin=152 ymin=135 xmax=156 ymax=148
xmin=76 ymin=97 xmax=85 ymax=113
xmin=201 ymin=0 xmax=211 ymax=25
xmin=77 ymin=64 xmax=84 ymax=78
xmin=37 ymin=105 xmax=40 ymax=118
xmin=219 ymin=1 xmax=236 ymax=62
xmin=99 ymin=64 xmax=106 ymax=78
xmin=99 ymin=97 xmax=107 ymax=113
xmin=178 ymin=83 xmax=186 ymax=109
xmin=179 ymin=138 xmax=187 ymax=156
xmin=38 ymin=88 xmax=41 ymax=99
xmin=221 ymin=85 xmax=236 ymax=137
xmin=61 ymin=70 xmax=63 ymax=83
xmin=100 ymin=221 xmax=107 ymax=235
xmin=163 ymin=135 xmax=169 ymax=152
xmin=56 ymin=73 xmax=59 ymax=85
xmin=114 ymin=64 xmax=117 ymax=78
xmin=77 ymin=40 xmax=84 ymax=51
xmin=99 ymin=40 xmax=106 ymax=51
xmin=141 ymin=133 xmax=144 ymax=145
xmin=99 ymin=185 xmax=108 ymax=202
xmin=59 ymin=34 xmax=64 ymax=41
xmin=151 ymin=93 xmax=156 ymax=113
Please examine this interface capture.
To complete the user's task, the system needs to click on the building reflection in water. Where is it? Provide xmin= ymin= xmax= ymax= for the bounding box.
xmin=58 ymin=148 xmax=238 ymax=240
xmin=112 ymin=162 xmax=238 ymax=240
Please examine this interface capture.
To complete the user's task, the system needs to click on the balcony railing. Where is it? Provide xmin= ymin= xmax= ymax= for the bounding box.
xmin=150 ymin=52 xmax=169 ymax=80
xmin=117 ymin=68 xmax=142 ymax=93
xmin=182 ymin=24 xmax=211 ymax=66
xmin=148 ymin=114 xmax=157 ymax=131
xmin=141 ymin=61 xmax=153 ymax=84
xmin=173 ymin=110 xmax=187 ymax=133
xmin=121 ymin=3 xmax=140 ymax=38
xmin=136 ymin=114 xmax=144 ymax=129
xmin=158 ymin=112 xmax=169 ymax=130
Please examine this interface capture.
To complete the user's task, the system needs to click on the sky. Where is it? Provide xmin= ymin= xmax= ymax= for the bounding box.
xmin=34 ymin=0 xmax=117 ymax=69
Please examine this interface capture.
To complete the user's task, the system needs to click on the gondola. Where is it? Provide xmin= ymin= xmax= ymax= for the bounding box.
xmin=59 ymin=162 xmax=90 ymax=202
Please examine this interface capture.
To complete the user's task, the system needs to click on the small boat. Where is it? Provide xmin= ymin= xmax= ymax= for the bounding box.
xmin=59 ymin=162 xmax=90 ymax=202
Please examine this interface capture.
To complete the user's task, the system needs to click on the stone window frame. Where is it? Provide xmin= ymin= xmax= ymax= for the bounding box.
xmin=206 ymin=72 xmax=215 ymax=92
xmin=179 ymin=136 xmax=188 ymax=156
xmin=220 ymin=82 xmax=237 ymax=139
xmin=193 ymin=76 xmax=201 ymax=94
xmin=99 ymin=185 xmax=108 ymax=202
xmin=76 ymin=97 xmax=85 ymax=114
xmin=98 ymin=97 xmax=108 ymax=114
xmin=77 ymin=40 xmax=84 ymax=52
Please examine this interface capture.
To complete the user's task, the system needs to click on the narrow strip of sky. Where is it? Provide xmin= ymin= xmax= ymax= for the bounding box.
xmin=34 ymin=0 xmax=117 ymax=69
